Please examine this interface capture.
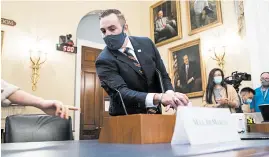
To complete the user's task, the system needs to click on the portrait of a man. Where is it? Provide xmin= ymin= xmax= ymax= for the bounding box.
xmin=150 ymin=0 xmax=182 ymax=46
xmin=187 ymin=0 xmax=222 ymax=35
xmin=169 ymin=39 xmax=205 ymax=98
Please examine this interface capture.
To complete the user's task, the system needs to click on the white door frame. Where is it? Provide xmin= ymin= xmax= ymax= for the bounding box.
xmin=74 ymin=38 xmax=105 ymax=140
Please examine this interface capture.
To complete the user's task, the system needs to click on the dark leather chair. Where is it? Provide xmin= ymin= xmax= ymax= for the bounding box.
xmin=4 ymin=114 xmax=73 ymax=143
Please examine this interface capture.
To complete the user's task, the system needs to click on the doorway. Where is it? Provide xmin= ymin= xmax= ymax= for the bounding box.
xmin=80 ymin=46 xmax=108 ymax=140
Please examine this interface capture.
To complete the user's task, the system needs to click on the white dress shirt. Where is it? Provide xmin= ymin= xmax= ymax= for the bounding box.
xmin=1 ymin=79 xmax=20 ymax=107
xmin=118 ymin=37 xmax=173 ymax=108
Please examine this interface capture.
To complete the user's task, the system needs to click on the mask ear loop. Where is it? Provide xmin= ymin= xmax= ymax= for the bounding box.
xmin=122 ymin=24 xmax=127 ymax=35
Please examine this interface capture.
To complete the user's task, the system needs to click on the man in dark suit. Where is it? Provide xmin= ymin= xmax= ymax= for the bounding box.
xmin=96 ymin=9 xmax=189 ymax=116
xmin=179 ymin=55 xmax=202 ymax=93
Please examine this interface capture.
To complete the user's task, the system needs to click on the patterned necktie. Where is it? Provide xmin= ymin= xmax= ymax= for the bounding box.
xmin=123 ymin=47 xmax=144 ymax=75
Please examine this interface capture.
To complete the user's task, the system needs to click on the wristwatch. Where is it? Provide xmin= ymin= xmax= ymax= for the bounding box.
xmin=158 ymin=93 xmax=164 ymax=106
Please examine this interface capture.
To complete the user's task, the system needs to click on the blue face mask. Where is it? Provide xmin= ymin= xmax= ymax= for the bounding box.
xmin=244 ymin=98 xmax=252 ymax=104
xmin=103 ymin=25 xmax=127 ymax=50
xmin=214 ymin=76 xmax=222 ymax=84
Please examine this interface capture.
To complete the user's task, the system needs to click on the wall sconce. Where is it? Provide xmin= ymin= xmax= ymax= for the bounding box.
xmin=30 ymin=49 xmax=47 ymax=91
xmin=210 ymin=46 xmax=226 ymax=71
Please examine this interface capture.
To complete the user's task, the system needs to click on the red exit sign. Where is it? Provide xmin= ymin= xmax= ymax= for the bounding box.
xmin=56 ymin=44 xmax=77 ymax=53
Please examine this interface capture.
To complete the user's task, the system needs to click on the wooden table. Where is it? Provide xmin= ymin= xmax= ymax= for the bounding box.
xmin=249 ymin=123 xmax=269 ymax=133
xmin=2 ymin=140 xmax=269 ymax=157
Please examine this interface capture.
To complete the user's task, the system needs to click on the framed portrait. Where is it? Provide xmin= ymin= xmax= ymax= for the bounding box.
xmin=168 ymin=39 xmax=206 ymax=98
xmin=150 ymin=0 xmax=182 ymax=47
xmin=186 ymin=0 xmax=223 ymax=35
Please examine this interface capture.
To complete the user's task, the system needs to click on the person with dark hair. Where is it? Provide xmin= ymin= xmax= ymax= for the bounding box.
xmin=240 ymin=87 xmax=255 ymax=103
xmin=250 ymin=72 xmax=269 ymax=112
xmin=202 ymin=68 xmax=239 ymax=113
xmin=96 ymin=9 xmax=190 ymax=116
xmin=239 ymin=87 xmax=255 ymax=113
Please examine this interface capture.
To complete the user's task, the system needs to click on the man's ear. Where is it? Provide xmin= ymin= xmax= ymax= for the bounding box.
xmin=123 ymin=24 xmax=128 ymax=33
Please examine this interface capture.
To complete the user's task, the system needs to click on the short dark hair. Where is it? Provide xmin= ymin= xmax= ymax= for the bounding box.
xmin=99 ymin=9 xmax=126 ymax=25
xmin=261 ymin=72 xmax=269 ymax=77
xmin=240 ymin=87 xmax=255 ymax=95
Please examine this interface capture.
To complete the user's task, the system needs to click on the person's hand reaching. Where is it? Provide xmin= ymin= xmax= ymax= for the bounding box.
xmin=39 ymin=100 xmax=79 ymax=119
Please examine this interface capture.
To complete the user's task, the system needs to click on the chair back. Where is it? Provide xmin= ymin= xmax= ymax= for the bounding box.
xmin=4 ymin=114 xmax=73 ymax=143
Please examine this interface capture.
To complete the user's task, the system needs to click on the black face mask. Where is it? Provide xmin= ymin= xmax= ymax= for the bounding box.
xmin=261 ymin=79 xmax=269 ymax=87
xmin=103 ymin=25 xmax=127 ymax=50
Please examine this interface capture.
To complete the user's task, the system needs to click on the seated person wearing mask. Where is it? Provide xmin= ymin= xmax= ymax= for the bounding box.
xmin=250 ymin=72 xmax=269 ymax=112
xmin=1 ymin=79 xmax=79 ymax=119
xmin=239 ymin=87 xmax=255 ymax=113
xmin=202 ymin=68 xmax=239 ymax=113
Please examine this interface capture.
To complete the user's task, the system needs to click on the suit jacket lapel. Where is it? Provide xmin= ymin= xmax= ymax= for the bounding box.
xmin=129 ymin=37 xmax=150 ymax=80
xmin=109 ymin=47 xmax=146 ymax=79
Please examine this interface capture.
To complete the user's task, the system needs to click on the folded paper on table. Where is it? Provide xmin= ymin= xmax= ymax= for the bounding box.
xmin=171 ymin=106 xmax=241 ymax=145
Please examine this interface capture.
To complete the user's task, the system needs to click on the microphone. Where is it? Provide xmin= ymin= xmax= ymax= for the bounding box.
xmin=101 ymin=81 xmax=128 ymax=115
xmin=155 ymin=69 xmax=165 ymax=114
xmin=114 ymin=88 xmax=128 ymax=115
xmin=156 ymin=69 xmax=164 ymax=93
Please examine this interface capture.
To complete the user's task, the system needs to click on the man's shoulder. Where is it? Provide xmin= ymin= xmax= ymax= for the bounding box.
xmin=254 ymin=87 xmax=262 ymax=96
xmin=254 ymin=87 xmax=261 ymax=92
xmin=96 ymin=47 xmax=113 ymax=61
xmin=129 ymin=36 xmax=152 ymax=43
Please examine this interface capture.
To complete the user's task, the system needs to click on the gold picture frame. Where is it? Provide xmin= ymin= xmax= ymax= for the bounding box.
xmin=168 ymin=39 xmax=206 ymax=98
xmin=1 ymin=30 xmax=4 ymax=54
xmin=150 ymin=0 xmax=182 ymax=47
xmin=1 ymin=31 xmax=4 ymax=53
xmin=186 ymin=0 xmax=223 ymax=35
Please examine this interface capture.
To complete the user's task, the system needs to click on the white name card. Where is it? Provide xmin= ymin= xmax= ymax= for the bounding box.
xmin=171 ymin=107 xmax=241 ymax=145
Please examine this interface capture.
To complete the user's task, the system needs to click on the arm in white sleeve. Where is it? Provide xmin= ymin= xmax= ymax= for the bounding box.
xmin=145 ymin=93 xmax=156 ymax=108
xmin=1 ymin=79 xmax=20 ymax=107
xmin=146 ymin=90 xmax=175 ymax=108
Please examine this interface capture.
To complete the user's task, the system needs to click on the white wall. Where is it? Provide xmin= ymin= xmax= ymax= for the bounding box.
xmin=244 ymin=0 xmax=269 ymax=88
xmin=77 ymin=13 xmax=105 ymax=44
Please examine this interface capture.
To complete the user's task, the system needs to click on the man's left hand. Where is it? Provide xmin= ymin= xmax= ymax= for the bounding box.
xmin=39 ymin=100 xmax=79 ymax=119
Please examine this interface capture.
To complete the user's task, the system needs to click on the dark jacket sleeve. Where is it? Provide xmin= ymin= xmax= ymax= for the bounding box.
xmin=95 ymin=57 xmax=147 ymax=108
xmin=148 ymin=38 xmax=174 ymax=92
xmin=191 ymin=61 xmax=200 ymax=80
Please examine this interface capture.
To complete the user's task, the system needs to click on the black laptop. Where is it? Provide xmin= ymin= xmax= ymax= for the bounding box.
xmin=240 ymin=104 xmax=269 ymax=140
xmin=240 ymin=132 xmax=269 ymax=140
xmin=259 ymin=104 xmax=269 ymax=122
